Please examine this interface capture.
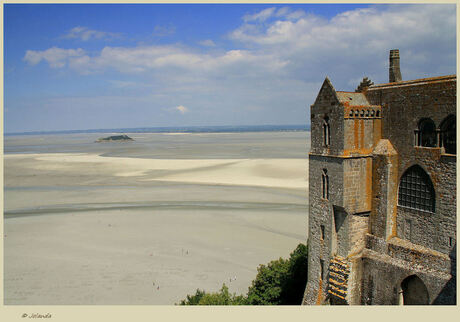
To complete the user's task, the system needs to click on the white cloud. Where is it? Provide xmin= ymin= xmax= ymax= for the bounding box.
xmin=24 ymin=47 xmax=86 ymax=68
xmin=230 ymin=4 xmax=455 ymax=85
xmin=243 ymin=7 xmax=276 ymax=22
xmin=25 ymin=44 xmax=288 ymax=77
xmin=199 ymin=39 xmax=216 ymax=47
xmin=175 ymin=105 xmax=189 ymax=114
xmin=63 ymin=26 xmax=122 ymax=41
xmin=274 ymin=7 xmax=306 ymax=20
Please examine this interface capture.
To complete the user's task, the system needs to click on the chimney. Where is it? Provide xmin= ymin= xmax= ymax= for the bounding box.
xmin=389 ymin=49 xmax=402 ymax=83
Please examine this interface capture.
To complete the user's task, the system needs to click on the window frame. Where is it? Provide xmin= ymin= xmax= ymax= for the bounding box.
xmin=398 ymin=165 xmax=435 ymax=213
xmin=416 ymin=118 xmax=437 ymax=148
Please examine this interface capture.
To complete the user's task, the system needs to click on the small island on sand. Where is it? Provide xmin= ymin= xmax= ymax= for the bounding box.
xmin=95 ymin=135 xmax=134 ymax=142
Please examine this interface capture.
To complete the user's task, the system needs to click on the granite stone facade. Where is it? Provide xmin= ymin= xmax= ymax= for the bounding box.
xmin=302 ymin=50 xmax=456 ymax=305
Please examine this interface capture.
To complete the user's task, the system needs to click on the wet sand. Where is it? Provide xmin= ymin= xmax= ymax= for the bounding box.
xmin=4 ymin=132 xmax=309 ymax=304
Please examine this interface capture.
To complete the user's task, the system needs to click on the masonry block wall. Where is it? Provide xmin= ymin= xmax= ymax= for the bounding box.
xmin=366 ymin=77 xmax=456 ymax=255
xmin=343 ymin=158 xmax=372 ymax=214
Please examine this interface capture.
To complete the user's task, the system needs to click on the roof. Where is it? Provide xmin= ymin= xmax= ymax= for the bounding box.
xmin=336 ymin=91 xmax=373 ymax=107
xmin=367 ymin=74 xmax=456 ymax=90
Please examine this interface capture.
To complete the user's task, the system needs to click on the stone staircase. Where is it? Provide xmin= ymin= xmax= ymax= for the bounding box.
xmin=327 ymin=255 xmax=350 ymax=301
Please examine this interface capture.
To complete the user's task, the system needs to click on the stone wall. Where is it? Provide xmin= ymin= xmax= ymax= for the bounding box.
xmin=343 ymin=157 xmax=372 ymax=214
xmin=366 ymin=77 xmax=456 ymax=256
xmin=370 ymin=139 xmax=399 ymax=239
xmin=343 ymin=117 xmax=381 ymax=155
xmin=304 ymin=155 xmax=344 ymax=304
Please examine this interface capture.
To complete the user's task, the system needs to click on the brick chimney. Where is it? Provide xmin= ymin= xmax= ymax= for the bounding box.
xmin=389 ymin=49 xmax=402 ymax=83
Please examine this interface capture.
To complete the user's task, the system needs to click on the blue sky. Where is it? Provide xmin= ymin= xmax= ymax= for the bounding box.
xmin=4 ymin=4 xmax=456 ymax=133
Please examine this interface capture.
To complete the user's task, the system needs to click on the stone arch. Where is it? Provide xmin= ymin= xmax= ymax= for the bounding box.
xmin=398 ymin=164 xmax=435 ymax=213
xmin=417 ymin=118 xmax=437 ymax=147
xmin=439 ymin=114 xmax=456 ymax=154
xmin=399 ymin=275 xmax=429 ymax=305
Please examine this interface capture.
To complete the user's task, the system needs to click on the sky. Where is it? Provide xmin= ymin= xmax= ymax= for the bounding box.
xmin=4 ymin=3 xmax=457 ymax=133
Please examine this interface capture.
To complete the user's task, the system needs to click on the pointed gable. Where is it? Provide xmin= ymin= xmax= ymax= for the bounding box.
xmin=312 ymin=77 xmax=340 ymax=107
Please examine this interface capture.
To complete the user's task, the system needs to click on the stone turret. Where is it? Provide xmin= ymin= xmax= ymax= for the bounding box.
xmin=389 ymin=49 xmax=402 ymax=83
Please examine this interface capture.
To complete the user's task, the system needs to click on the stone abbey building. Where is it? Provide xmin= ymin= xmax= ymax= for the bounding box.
xmin=302 ymin=50 xmax=456 ymax=305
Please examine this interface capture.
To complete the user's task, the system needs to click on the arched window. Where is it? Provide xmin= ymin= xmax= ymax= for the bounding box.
xmin=417 ymin=118 xmax=436 ymax=147
xmin=398 ymin=165 xmax=435 ymax=213
xmin=440 ymin=115 xmax=456 ymax=154
xmin=323 ymin=117 xmax=330 ymax=147
xmin=322 ymin=169 xmax=329 ymax=200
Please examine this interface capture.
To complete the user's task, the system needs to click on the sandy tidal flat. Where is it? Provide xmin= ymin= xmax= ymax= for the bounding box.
xmin=4 ymin=132 xmax=309 ymax=305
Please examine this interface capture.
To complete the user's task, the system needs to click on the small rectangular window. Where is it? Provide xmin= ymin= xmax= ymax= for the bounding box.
xmin=320 ymin=225 xmax=325 ymax=240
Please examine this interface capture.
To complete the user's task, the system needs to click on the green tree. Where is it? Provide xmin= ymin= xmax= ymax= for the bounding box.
xmin=246 ymin=257 xmax=289 ymax=305
xmin=246 ymin=243 xmax=308 ymax=305
xmin=280 ymin=242 xmax=309 ymax=304
xmin=179 ymin=243 xmax=309 ymax=305
xmin=178 ymin=289 xmax=206 ymax=305
xmin=179 ymin=284 xmax=246 ymax=305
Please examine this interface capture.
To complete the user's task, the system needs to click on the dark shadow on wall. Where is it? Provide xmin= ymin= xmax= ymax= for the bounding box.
xmin=433 ymin=243 xmax=456 ymax=305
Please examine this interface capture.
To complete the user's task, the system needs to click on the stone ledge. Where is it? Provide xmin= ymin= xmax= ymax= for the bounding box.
xmin=362 ymin=247 xmax=451 ymax=280
xmin=365 ymin=234 xmax=452 ymax=274
xmin=309 ymin=152 xmax=373 ymax=159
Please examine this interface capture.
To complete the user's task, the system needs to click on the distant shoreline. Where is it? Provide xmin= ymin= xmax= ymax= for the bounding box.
xmin=5 ymin=124 xmax=310 ymax=136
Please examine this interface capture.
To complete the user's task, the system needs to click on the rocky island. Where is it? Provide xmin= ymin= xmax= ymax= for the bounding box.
xmin=95 ymin=135 xmax=134 ymax=142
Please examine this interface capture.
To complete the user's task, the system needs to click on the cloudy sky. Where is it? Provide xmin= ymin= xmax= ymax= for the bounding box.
xmin=4 ymin=3 xmax=456 ymax=133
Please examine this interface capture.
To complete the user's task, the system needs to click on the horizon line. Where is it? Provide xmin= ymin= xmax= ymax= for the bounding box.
xmin=5 ymin=124 xmax=311 ymax=136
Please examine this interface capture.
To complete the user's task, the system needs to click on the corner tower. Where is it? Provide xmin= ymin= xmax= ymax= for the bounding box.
xmin=303 ymin=77 xmax=382 ymax=305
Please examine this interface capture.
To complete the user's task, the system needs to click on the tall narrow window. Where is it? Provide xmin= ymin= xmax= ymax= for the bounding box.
xmin=320 ymin=259 xmax=325 ymax=280
xmin=323 ymin=116 xmax=330 ymax=147
xmin=322 ymin=169 xmax=329 ymax=200
xmin=398 ymin=165 xmax=435 ymax=213
xmin=417 ymin=118 xmax=436 ymax=147
xmin=440 ymin=115 xmax=456 ymax=154
xmin=320 ymin=225 xmax=325 ymax=240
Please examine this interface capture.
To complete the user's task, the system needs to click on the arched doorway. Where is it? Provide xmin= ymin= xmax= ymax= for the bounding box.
xmin=400 ymin=275 xmax=429 ymax=305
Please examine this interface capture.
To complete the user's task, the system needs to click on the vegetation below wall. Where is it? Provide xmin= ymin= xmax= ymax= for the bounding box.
xmin=178 ymin=243 xmax=308 ymax=305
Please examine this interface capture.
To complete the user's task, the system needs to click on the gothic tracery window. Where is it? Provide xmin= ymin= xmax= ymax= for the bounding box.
xmin=398 ymin=165 xmax=435 ymax=213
